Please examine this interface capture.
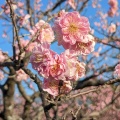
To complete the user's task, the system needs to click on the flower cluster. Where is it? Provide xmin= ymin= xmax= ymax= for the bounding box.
xmin=30 ymin=43 xmax=85 ymax=96
xmin=53 ymin=10 xmax=95 ymax=55
xmin=30 ymin=20 xmax=54 ymax=43
xmin=108 ymin=0 xmax=118 ymax=17
xmin=30 ymin=10 xmax=95 ymax=96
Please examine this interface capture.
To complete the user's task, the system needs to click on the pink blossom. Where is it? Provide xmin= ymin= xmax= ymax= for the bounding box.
xmin=17 ymin=2 xmax=24 ymax=8
xmin=30 ymin=42 xmax=56 ymax=77
xmin=15 ymin=39 xmax=37 ymax=54
xmin=16 ymin=69 xmax=28 ymax=81
xmin=30 ymin=20 xmax=54 ymax=43
xmin=54 ymin=11 xmax=90 ymax=46
xmin=93 ymin=52 xmax=99 ymax=57
xmin=57 ymin=10 xmax=67 ymax=18
xmin=46 ymin=54 xmax=65 ymax=79
xmin=0 ymin=70 xmax=4 ymax=80
xmin=19 ymin=14 xmax=31 ymax=27
xmin=108 ymin=23 xmax=116 ymax=33
xmin=108 ymin=0 xmax=118 ymax=17
xmin=1 ymin=3 xmax=17 ymax=14
xmin=64 ymin=59 xmax=85 ymax=81
xmin=2 ymin=31 xmax=7 ymax=38
xmin=116 ymin=41 xmax=120 ymax=46
xmin=69 ymin=34 xmax=95 ymax=55
xmin=114 ymin=64 xmax=120 ymax=78
xmin=19 ymin=9 xmax=24 ymax=16
xmin=43 ymin=78 xmax=72 ymax=96
xmin=67 ymin=0 xmax=76 ymax=10
xmin=109 ymin=0 xmax=118 ymax=8
xmin=61 ymin=50 xmax=85 ymax=81
xmin=0 ymin=51 xmax=6 ymax=63
xmin=108 ymin=8 xmax=117 ymax=17
xmin=35 ymin=0 xmax=41 ymax=4
xmin=20 ymin=39 xmax=37 ymax=52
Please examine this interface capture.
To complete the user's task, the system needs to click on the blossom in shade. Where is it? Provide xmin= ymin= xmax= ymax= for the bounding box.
xmin=43 ymin=78 xmax=72 ymax=96
xmin=114 ymin=64 xmax=120 ymax=78
xmin=30 ymin=20 xmax=54 ymax=43
xmin=16 ymin=69 xmax=28 ymax=81
xmin=0 ymin=70 xmax=4 ymax=80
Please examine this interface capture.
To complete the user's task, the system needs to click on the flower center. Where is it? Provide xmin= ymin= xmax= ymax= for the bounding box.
xmin=69 ymin=24 xmax=78 ymax=34
xmin=77 ymin=42 xmax=91 ymax=49
xmin=33 ymin=54 xmax=46 ymax=63
xmin=50 ymin=80 xmax=58 ymax=89
xmin=51 ymin=64 xmax=60 ymax=74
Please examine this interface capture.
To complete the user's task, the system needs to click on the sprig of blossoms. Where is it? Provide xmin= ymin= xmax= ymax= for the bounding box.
xmin=30 ymin=10 xmax=95 ymax=96
xmin=53 ymin=10 xmax=95 ymax=55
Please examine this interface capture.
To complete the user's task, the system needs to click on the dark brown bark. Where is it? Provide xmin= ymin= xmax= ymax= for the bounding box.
xmin=3 ymin=67 xmax=15 ymax=120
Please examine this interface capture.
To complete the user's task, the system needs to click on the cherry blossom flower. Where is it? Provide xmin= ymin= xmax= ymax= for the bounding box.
xmin=64 ymin=58 xmax=85 ymax=81
xmin=108 ymin=0 xmax=118 ymax=17
xmin=17 ymin=2 xmax=24 ymax=8
xmin=108 ymin=23 xmax=116 ymax=33
xmin=20 ymin=39 xmax=37 ymax=52
xmin=114 ymin=64 xmax=120 ymax=78
xmin=43 ymin=78 xmax=72 ymax=96
xmin=19 ymin=14 xmax=31 ymax=27
xmin=1 ymin=3 xmax=17 ymax=14
xmin=30 ymin=42 xmax=56 ymax=77
xmin=54 ymin=11 xmax=90 ymax=45
xmin=46 ymin=54 xmax=65 ymax=79
xmin=16 ymin=69 xmax=28 ymax=81
xmin=15 ymin=39 xmax=37 ymax=61
xmin=60 ymin=34 xmax=95 ymax=55
xmin=116 ymin=41 xmax=120 ymax=46
xmin=67 ymin=0 xmax=76 ymax=10
xmin=0 ymin=50 xmax=6 ymax=63
xmin=60 ymin=50 xmax=85 ymax=81
xmin=30 ymin=20 xmax=54 ymax=43
xmin=0 ymin=70 xmax=4 ymax=80
xmin=69 ymin=34 xmax=95 ymax=55
xmin=30 ymin=43 xmax=66 ymax=79
xmin=2 ymin=31 xmax=7 ymax=38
